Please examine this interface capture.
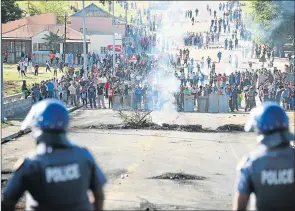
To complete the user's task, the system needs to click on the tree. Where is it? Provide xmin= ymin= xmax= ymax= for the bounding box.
xmin=43 ymin=30 xmax=64 ymax=52
xmin=19 ymin=1 xmax=71 ymax=23
xmin=25 ymin=2 xmax=41 ymax=16
xmin=246 ymin=1 xmax=295 ymax=47
xmin=1 ymin=0 xmax=23 ymax=23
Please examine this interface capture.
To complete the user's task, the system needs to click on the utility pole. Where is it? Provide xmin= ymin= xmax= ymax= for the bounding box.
xmin=125 ymin=1 xmax=128 ymax=37
xmin=82 ymin=0 xmax=88 ymax=80
xmin=112 ymin=1 xmax=116 ymax=71
xmin=64 ymin=12 xmax=67 ymax=62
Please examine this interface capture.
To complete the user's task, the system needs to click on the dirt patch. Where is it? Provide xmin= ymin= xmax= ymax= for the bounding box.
xmin=148 ymin=172 xmax=207 ymax=181
xmin=4 ymin=81 xmax=19 ymax=96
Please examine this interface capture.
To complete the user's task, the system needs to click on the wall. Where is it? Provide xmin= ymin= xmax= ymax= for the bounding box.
xmin=70 ymin=17 xmax=125 ymax=35
xmin=90 ymin=34 xmax=122 ymax=54
xmin=3 ymin=97 xmax=33 ymax=118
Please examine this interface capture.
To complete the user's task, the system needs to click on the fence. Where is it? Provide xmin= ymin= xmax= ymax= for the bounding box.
xmin=113 ymin=93 xmax=230 ymax=113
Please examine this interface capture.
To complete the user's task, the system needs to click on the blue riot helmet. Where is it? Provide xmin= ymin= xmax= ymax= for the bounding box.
xmin=245 ymin=102 xmax=294 ymax=147
xmin=22 ymin=99 xmax=69 ymax=131
xmin=21 ymin=99 xmax=70 ymax=145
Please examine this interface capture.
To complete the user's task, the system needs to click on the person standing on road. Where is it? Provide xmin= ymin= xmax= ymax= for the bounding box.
xmin=217 ymin=51 xmax=222 ymax=63
xmin=97 ymin=84 xmax=106 ymax=109
xmin=108 ymin=85 xmax=115 ymax=109
xmin=31 ymin=83 xmax=40 ymax=103
xmin=233 ymin=102 xmax=295 ymax=211
xmin=2 ymin=99 xmax=106 ymax=211
xmin=46 ymin=80 xmax=55 ymax=98
xmin=207 ymin=56 xmax=212 ymax=69
xmin=225 ymin=38 xmax=228 ymax=50
xmin=68 ymin=82 xmax=77 ymax=106
xmin=81 ymin=88 xmax=88 ymax=108
xmin=88 ymin=82 xmax=97 ymax=109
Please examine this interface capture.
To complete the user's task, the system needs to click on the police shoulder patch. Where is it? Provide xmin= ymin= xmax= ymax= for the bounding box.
xmin=236 ymin=156 xmax=250 ymax=171
xmin=13 ymin=158 xmax=25 ymax=171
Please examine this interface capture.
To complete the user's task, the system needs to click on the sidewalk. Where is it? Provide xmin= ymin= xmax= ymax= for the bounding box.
xmin=1 ymin=106 xmax=80 ymax=140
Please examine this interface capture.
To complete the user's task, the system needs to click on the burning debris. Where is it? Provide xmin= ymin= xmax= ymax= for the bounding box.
xmin=116 ymin=110 xmax=153 ymax=128
xmin=149 ymin=172 xmax=206 ymax=181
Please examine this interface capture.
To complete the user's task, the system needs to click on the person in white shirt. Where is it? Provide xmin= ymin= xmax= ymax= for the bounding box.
xmin=190 ymin=85 xmax=198 ymax=105
xmin=201 ymin=57 xmax=205 ymax=69
xmin=55 ymin=52 xmax=60 ymax=64
xmin=20 ymin=61 xmax=27 ymax=77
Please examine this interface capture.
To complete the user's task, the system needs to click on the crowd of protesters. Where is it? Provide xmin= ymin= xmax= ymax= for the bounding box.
xmin=8 ymin=0 xmax=295 ymax=114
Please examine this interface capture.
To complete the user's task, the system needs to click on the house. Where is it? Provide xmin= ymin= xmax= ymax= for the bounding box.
xmin=69 ymin=3 xmax=125 ymax=54
xmin=2 ymin=14 xmax=90 ymax=63
xmin=69 ymin=3 xmax=126 ymax=35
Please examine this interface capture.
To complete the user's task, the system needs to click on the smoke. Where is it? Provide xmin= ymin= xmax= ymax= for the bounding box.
xmin=147 ymin=3 xmax=185 ymax=124
xmin=244 ymin=1 xmax=295 ymax=46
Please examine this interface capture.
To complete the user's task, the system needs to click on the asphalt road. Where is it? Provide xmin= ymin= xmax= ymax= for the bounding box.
xmin=2 ymin=1 xmax=293 ymax=210
xmin=2 ymin=127 xmax=258 ymax=210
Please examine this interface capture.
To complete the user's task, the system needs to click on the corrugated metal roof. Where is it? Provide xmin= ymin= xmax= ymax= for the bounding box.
xmin=71 ymin=3 xmax=112 ymax=17
xmin=2 ymin=24 xmax=90 ymax=41
xmin=71 ymin=3 xmax=126 ymax=23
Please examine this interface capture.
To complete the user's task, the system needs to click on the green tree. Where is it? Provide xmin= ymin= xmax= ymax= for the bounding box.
xmin=246 ymin=1 xmax=295 ymax=46
xmin=19 ymin=1 xmax=71 ymax=23
xmin=43 ymin=30 xmax=64 ymax=52
xmin=1 ymin=0 xmax=23 ymax=23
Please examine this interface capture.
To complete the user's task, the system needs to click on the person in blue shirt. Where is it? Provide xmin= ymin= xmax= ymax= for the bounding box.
xmin=135 ymin=85 xmax=143 ymax=110
xmin=46 ymin=80 xmax=55 ymax=98
xmin=2 ymin=99 xmax=106 ymax=211
xmin=233 ymin=102 xmax=295 ymax=211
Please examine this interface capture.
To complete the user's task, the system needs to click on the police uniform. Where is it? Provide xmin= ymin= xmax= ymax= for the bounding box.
xmin=2 ymin=99 xmax=107 ymax=211
xmin=235 ymin=102 xmax=295 ymax=211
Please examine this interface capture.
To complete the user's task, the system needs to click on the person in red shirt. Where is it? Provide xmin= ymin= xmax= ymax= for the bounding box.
xmin=49 ymin=52 xmax=55 ymax=65
xmin=4 ymin=51 xmax=8 ymax=63
xmin=105 ymin=80 xmax=110 ymax=98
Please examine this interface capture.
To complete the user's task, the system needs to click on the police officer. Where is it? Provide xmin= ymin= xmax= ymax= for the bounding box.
xmin=233 ymin=102 xmax=295 ymax=211
xmin=2 ymin=99 xmax=106 ymax=211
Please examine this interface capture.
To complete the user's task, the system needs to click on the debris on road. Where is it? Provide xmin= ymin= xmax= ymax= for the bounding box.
xmin=72 ymin=123 xmax=247 ymax=133
xmin=148 ymin=172 xmax=206 ymax=181
xmin=216 ymin=124 xmax=244 ymax=132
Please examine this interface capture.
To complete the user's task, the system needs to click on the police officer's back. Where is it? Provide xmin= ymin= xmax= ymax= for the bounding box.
xmin=2 ymin=99 xmax=106 ymax=211
xmin=233 ymin=102 xmax=295 ymax=211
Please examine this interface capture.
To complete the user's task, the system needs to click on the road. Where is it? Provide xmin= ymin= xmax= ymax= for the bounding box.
xmin=2 ymin=1 xmax=293 ymax=210
xmin=2 ymin=108 xmax=294 ymax=209
xmin=2 ymin=124 xmax=256 ymax=210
